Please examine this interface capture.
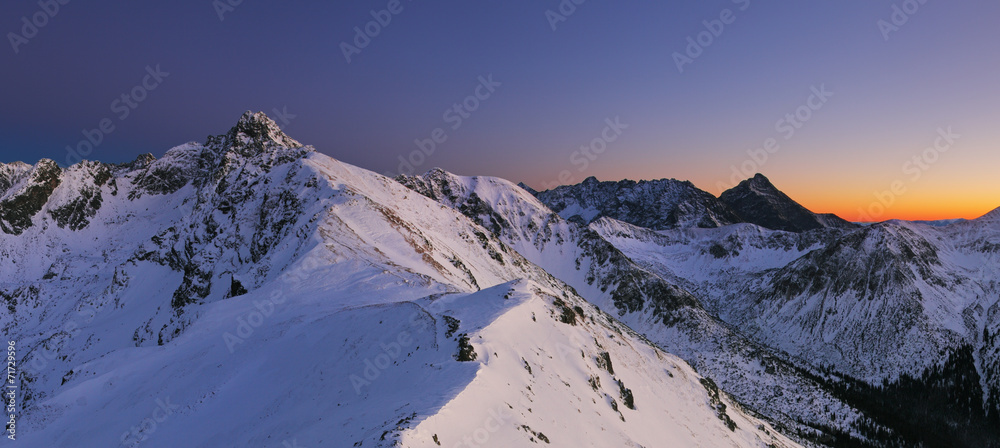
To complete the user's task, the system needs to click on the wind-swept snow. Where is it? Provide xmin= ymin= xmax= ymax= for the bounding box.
xmin=4 ymin=113 xmax=803 ymax=448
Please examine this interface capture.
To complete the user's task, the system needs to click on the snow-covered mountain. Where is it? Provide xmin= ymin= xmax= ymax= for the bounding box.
xmin=593 ymin=207 xmax=1000 ymax=445
xmin=531 ymin=173 xmax=855 ymax=234
xmin=399 ymin=169 xmax=868 ymax=442
xmin=4 ymin=112 xmax=998 ymax=447
xmin=532 ymin=176 xmax=743 ymax=229
xmin=3 ymin=113 xmax=800 ymax=447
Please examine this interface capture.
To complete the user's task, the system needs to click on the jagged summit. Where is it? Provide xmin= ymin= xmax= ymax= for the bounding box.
xmin=128 ymin=112 xmax=312 ymax=197
xmin=719 ymin=173 xmax=856 ymax=232
xmin=531 ymin=173 xmax=859 ymax=233
xmin=533 ymin=176 xmax=743 ymax=229
xmin=0 ymin=160 xmax=35 ymax=194
xmin=724 ymin=173 xmax=784 ymax=199
xmin=125 ymin=153 xmax=156 ymax=169
xmin=207 ymin=110 xmax=304 ymax=157
xmin=743 ymin=173 xmax=778 ymax=193
xmin=515 ymin=181 xmax=538 ymax=195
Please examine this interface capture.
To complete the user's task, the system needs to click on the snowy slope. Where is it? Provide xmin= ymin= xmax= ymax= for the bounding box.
xmin=593 ymin=209 xmax=1000 ymax=434
xmin=16 ymin=278 xmax=796 ymax=447
xmin=5 ymin=113 xmax=546 ymax=418
xmin=3 ymin=112 xmax=801 ymax=448
xmin=7 ymin=111 xmax=996 ymax=447
xmin=399 ymin=281 xmax=798 ymax=448
xmin=595 ymin=216 xmax=1000 ymax=373
xmin=399 ymin=169 xmax=866 ymax=441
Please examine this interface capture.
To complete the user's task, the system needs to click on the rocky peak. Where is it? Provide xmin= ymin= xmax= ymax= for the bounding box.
xmin=131 ymin=112 xmax=313 ymax=197
xmin=396 ymin=168 xmax=464 ymax=203
xmin=724 ymin=173 xmax=785 ymax=201
xmin=0 ymin=161 xmax=34 ymax=195
xmin=533 ymin=177 xmax=743 ymax=229
xmin=133 ymin=152 xmax=156 ymax=166
xmin=516 ymin=182 xmax=538 ymax=195
xmin=744 ymin=173 xmax=778 ymax=193
xmin=0 ymin=159 xmax=62 ymax=235
xmin=206 ymin=111 xmax=304 ymax=158
xmin=720 ymin=174 xmax=856 ymax=233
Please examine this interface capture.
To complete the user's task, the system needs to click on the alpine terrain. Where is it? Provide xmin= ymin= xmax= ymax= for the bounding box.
xmin=2 ymin=112 xmax=997 ymax=447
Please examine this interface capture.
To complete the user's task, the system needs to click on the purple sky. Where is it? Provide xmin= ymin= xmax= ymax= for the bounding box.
xmin=2 ymin=0 xmax=998 ymax=219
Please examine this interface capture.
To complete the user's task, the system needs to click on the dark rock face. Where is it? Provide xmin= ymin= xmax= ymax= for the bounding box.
xmin=0 ymin=112 xmax=315 ymax=335
xmin=0 ymin=161 xmax=33 ymax=195
xmin=719 ymin=174 xmax=856 ymax=233
xmin=49 ymin=162 xmax=114 ymax=231
xmin=0 ymin=159 xmax=62 ymax=235
xmin=205 ymin=111 xmax=304 ymax=160
xmin=137 ymin=113 xmax=312 ymax=312
xmin=762 ymin=223 xmax=944 ymax=302
xmin=132 ymin=111 xmax=310 ymax=198
xmin=516 ymin=182 xmax=538 ymax=195
xmin=534 ymin=177 xmax=743 ymax=230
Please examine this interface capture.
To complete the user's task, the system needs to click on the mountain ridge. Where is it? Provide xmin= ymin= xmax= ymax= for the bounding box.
xmin=4 ymin=112 xmax=999 ymax=447
xmin=532 ymin=175 xmax=744 ymax=230
xmin=531 ymin=173 xmax=857 ymax=234
xmin=4 ymin=112 xmax=804 ymax=448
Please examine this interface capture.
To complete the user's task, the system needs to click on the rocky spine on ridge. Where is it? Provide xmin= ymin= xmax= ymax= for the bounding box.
xmin=533 ymin=176 xmax=743 ymax=230
xmin=0 ymin=159 xmax=62 ymax=235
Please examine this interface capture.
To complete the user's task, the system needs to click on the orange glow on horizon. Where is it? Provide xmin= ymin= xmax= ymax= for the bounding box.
xmin=526 ymin=164 xmax=999 ymax=224
xmin=825 ymin=205 xmax=995 ymax=223
xmin=797 ymin=195 xmax=998 ymax=223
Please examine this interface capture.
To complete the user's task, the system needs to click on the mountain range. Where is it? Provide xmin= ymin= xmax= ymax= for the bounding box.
xmin=3 ymin=112 xmax=998 ymax=447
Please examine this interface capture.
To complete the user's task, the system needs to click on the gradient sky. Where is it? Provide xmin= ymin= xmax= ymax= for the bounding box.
xmin=1 ymin=1 xmax=998 ymax=221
